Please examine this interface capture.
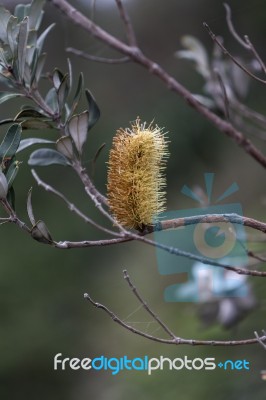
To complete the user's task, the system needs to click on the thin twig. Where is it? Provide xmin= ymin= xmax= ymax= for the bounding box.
xmin=84 ymin=271 xmax=266 ymax=346
xmin=244 ymin=35 xmax=266 ymax=76
xmin=123 ymin=269 xmax=177 ymax=339
xmin=203 ymin=22 xmax=266 ymax=85
xmin=214 ymin=69 xmax=230 ymax=121
xmin=55 ymin=237 xmax=129 ymax=248
xmin=66 ymin=47 xmax=130 ymax=64
xmin=223 ymin=3 xmax=249 ymax=49
xmin=115 ymin=0 xmax=138 ymax=47
xmin=0 ymin=199 xmax=31 ymax=235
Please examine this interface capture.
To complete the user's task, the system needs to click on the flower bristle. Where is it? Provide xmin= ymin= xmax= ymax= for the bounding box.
xmin=107 ymin=118 xmax=169 ymax=229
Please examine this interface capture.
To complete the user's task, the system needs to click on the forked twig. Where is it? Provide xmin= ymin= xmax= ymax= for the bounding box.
xmin=115 ymin=0 xmax=137 ymax=47
xmin=224 ymin=3 xmax=266 ymax=75
xmin=84 ymin=270 xmax=266 ymax=346
xmin=203 ymin=22 xmax=266 ymax=85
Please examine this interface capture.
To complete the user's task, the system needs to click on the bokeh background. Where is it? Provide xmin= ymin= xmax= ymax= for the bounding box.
xmin=1 ymin=0 xmax=266 ymax=399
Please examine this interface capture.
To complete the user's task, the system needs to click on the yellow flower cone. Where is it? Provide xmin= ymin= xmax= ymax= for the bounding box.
xmin=107 ymin=118 xmax=169 ymax=230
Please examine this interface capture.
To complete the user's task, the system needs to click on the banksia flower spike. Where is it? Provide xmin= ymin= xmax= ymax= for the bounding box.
xmin=107 ymin=118 xmax=169 ymax=230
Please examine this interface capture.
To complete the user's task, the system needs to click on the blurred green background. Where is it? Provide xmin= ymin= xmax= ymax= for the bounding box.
xmin=1 ymin=0 xmax=266 ymax=399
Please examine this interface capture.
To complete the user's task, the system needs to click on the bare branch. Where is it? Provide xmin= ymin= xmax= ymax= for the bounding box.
xmin=224 ymin=4 xmax=266 ymax=76
xmin=123 ymin=270 xmax=177 ymax=339
xmin=84 ymin=270 xmax=266 ymax=346
xmin=0 ymin=199 xmax=31 ymax=235
xmin=223 ymin=3 xmax=249 ymax=49
xmin=66 ymin=47 xmax=130 ymax=64
xmin=49 ymin=0 xmax=266 ymax=168
xmin=244 ymin=35 xmax=266 ymax=76
xmin=203 ymin=22 xmax=266 ymax=85
xmin=55 ymin=237 xmax=129 ymax=249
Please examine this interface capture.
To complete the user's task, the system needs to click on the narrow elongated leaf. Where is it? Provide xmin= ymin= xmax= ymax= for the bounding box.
xmin=0 ymin=124 xmax=22 ymax=160
xmin=58 ymin=74 xmax=69 ymax=112
xmin=53 ymin=68 xmax=64 ymax=90
xmin=26 ymin=30 xmax=38 ymax=66
xmin=67 ymin=58 xmax=73 ymax=92
xmin=17 ymin=138 xmax=54 ymax=153
xmin=0 ymin=92 xmax=23 ymax=104
xmin=0 ymin=119 xmax=15 ymax=126
xmin=5 ymin=159 xmax=19 ymax=188
xmin=7 ymin=186 xmax=15 ymax=209
xmin=28 ymin=0 xmax=45 ymax=30
xmin=35 ymin=52 xmax=46 ymax=83
xmin=68 ymin=111 xmax=89 ymax=155
xmin=15 ymin=108 xmax=47 ymax=120
xmin=17 ymin=17 xmax=29 ymax=82
xmin=0 ymin=6 xmax=11 ymax=43
xmin=56 ymin=136 xmax=73 ymax=159
xmin=45 ymin=88 xmax=58 ymax=113
xmin=85 ymin=89 xmax=100 ymax=131
xmin=27 ymin=187 xmax=35 ymax=225
xmin=7 ymin=15 xmax=19 ymax=56
xmin=0 ymin=171 xmax=8 ymax=199
xmin=28 ymin=148 xmax=70 ymax=166
xmin=69 ymin=72 xmax=83 ymax=117
xmin=37 ymin=23 xmax=55 ymax=53
xmin=21 ymin=119 xmax=54 ymax=130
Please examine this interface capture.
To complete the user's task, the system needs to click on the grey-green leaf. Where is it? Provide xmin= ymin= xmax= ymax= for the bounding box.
xmin=68 ymin=111 xmax=89 ymax=155
xmin=0 ymin=171 xmax=8 ymax=199
xmin=28 ymin=0 xmax=45 ymax=30
xmin=56 ymin=136 xmax=74 ymax=159
xmin=53 ymin=68 xmax=64 ymax=90
xmin=0 ymin=124 xmax=22 ymax=160
xmin=85 ymin=89 xmax=100 ymax=131
xmin=27 ymin=187 xmax=35 ymax=225
xmin=37 ymin=23 xmax=55 ymax=53
xmin=5 ymin=159 xmax=19 ymax=188
xmin=28 ymin=148 xmax=70 ymax=166
xmin=31 ymin=220 xmax=53 ymax=244
xmin=0 ymin=92 xmax=23 ymax=104
xmin=69 ymin=72 xmax=83 ymax=117
xmin=45 ymin=88 xmax=59 ymax=113
xmin=17 ymin=138 xmax=54 ymax=153
xmin=7 ymin=15 xmax=19 ymax=57
xmin=67 ymin=58 xmax=73 ymax=92
xmin=17 ymin=17 xmax=29 ymax=82
xmin=0 ymin=6 xmax=11 ymax=44
xmin=21 ymin=119 xmax=54 ymax=130
xmin=15 ymin=108 xmax=47 ymax=120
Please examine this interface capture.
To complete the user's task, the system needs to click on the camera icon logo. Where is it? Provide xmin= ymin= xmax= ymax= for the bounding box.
xmin=154 ymin=173 xmax=248 ymax=302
